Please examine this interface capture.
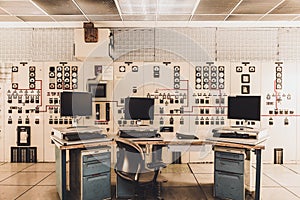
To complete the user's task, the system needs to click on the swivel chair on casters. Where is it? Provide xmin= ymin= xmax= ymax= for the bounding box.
xmin=114 ymin=138 xmax=166 ymax=199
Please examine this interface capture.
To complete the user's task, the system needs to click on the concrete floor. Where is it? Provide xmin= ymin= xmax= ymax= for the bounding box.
xmin=0 ymin=162 xmax=299 ymax=199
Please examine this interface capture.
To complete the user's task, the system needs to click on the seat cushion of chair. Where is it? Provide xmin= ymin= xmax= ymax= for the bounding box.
xmin=138 ymin=170 xmax=156 ymax=184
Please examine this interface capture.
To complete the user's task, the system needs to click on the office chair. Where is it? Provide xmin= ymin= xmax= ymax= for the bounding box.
xmin=114 ymin=138 xmax=166 ymax=199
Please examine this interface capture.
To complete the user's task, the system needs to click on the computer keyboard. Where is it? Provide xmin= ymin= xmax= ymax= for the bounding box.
xmin=63 ymin=131 xmax=107 ymax=141
xmin=119 ymin=129 xmax=160 ymax=139
xmin=216 ymin=132 xmax=251 ymax=139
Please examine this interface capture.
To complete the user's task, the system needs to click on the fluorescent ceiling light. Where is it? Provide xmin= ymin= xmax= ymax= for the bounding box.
xmin=158 ymin=0 xmax=198 ymax=14
xmin=117 ymin=0 xmax=156 ymax=14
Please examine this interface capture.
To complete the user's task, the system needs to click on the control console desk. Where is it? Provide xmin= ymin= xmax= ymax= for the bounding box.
xmin=130 ymin=132 xmax=266 ymax=200
xmin=51 ymin=127 xmax=113 ymax=200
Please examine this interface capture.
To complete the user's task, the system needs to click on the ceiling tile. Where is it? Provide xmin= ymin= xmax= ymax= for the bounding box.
xmin=292 ymin=16 xmax=300 ymax=21
xmin=117 ymin=0 xmax=156 ymax=14
xmin=158 ymin=0 xmax=198 ymax=14
xmin=51 ymin=15 xmax=87 ymax=21
xmin=87 ymin=15 xmax=121 ymax=21
xmin=123 ymin=20 xmax=156 ymax=26
xmin=260 ymin=14 xmax=298 ymax=21
xmin=122 ymin=14 xmax=155 ymax=21
xmin=75 ymin=0 xmax=119 ymax=15
xmin=157 ymin=15 xmax=191 ymax=21
xmin=195 ymin=0 xmax=241 ymax=14
xmin=271 ymin=0 xmax=300 ymax=14
xmin=32 ymin=0 xmax=82 ymax=15
xmin=226 ymin=14 xmax=263 ymax=21
xmin=18 ymin=15 xmax=54 ymax=22
xmin=0 ymin=15 xmax=22 ymax=21
xmin=0 ymin=8 xmax=9 ymax=15
xmin=192 ymin=15 xmax=227 ymax=21
xmin=0 ymin=1 xmax=44 ymax=15
xmin=233 ymin=0 xmax=283 ymax=14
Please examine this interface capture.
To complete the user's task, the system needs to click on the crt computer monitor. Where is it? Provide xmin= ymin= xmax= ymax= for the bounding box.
xmin=60 ymin=91 xmax=92 ymax=117
xmin=124 ymin=97 xmax=154 ymax=120
xmin=227 ymin=95 xmax=261 ymax=121
xmin=88 ymin=83 xmax=107 ymax=98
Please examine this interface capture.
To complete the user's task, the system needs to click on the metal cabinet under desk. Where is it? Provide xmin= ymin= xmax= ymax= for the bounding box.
xmin=70 ymin=146 xmax=111 ymax=200
xmin=214 ymin=146 xmax=251 ymax=200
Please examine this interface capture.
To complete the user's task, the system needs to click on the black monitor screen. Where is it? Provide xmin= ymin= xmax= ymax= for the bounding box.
xmin=124 ymin=97 xmax=154 ymax=120
xmin=60 ymin=91 xmax=92 ymax=117
xmin=88 ymin=83 xmax=106 ymax=98
xmin=227 ymin=96 xmax=261 ymax=121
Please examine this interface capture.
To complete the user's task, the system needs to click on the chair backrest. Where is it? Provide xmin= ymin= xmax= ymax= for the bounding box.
xmin=115 ymin=138 xmax=145 ymax=181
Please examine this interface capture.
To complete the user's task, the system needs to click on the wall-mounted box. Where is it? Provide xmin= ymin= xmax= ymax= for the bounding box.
xmin=74 ymin=29 xmax=112 ymax=61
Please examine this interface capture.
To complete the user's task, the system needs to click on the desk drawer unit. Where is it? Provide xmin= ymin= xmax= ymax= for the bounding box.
xmin=215 ymin=151 xmax=244 ymax=174
xmin=82 ymin=154 xmax=111 ymax=176
xmin=70 ymin=147 xmax=111 ymax=200
xmin=81 ymin=148 xmax=111 ymax=200
xmin=214 ymin=149 xmax=245 ymax=200
xmin=82 ymin=173 xmax=111 ymax=200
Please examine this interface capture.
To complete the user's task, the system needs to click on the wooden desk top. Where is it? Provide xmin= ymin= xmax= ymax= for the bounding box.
xmin=51 ymin=135 xmax=113 ymax=150
xmin=51 ymin=133 xmax=266 ymax=151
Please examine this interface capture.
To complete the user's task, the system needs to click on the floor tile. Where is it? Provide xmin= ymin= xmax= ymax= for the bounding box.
xmin=266 ymin=174 xmax=300 ymax=187
xmin=262 ymin=174 xmax=281 ymax=187
xmin=261 ymin=187 xmax=300 ymax=200
xmin=162 ymin=186 xmax=206 ymax=200
xmin=0 ymin=185 xmax=31 ymax=200
xmin=0 ymin=163 xmax=34 ymax=172
xmin=22 ymin=163 xmax=55 ymax=172
xmin=189 ymin=163 xmax=214 ymax=174
xmin=286 ymin=187 xmax=300 ymax=198
xmin=201 ymin=184 xmax=215 ymax=200
xmin=284 ymin=164 xmax=300 ymax=174
xmin=160 ymin=173 xmax=198 ymax=187
xmin=0 ymin=171 xmax=17 ymax=182
xmin=17 ymin=186 xmax=60 ymax=200
xmin=194 ymin=174 xmax=214 ymax=184
xmin=0 ymin=172 xmax=51 ymax=186
xmin=263 ymin=164 xmax=293 ymax=175
xmin=161 ymin=163 xmax=191 ymax=173
xmin=37 ymin=172 xmax=56 ymax=186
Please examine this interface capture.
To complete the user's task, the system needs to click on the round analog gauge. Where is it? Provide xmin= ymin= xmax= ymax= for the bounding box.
xmin=195 ymin=66 xmax=201 ymax=71
xmin=276 ymin=72 xmax=282 ymax=78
